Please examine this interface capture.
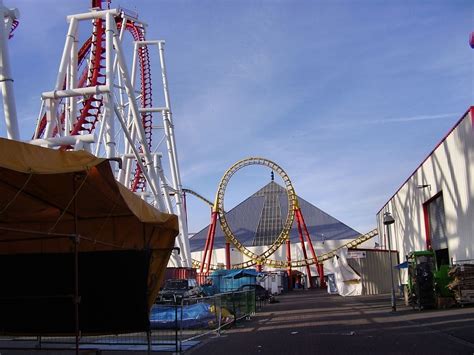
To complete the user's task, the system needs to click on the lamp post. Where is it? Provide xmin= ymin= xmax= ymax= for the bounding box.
xmin=383 ymin=211 xmax=396 ymax=312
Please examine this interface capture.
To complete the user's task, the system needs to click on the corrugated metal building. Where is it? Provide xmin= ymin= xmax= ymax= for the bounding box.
xmin=347 ymin=249 xmax=400 ymax=295
xmin=377 ymin=107 xmax=474 ymax=283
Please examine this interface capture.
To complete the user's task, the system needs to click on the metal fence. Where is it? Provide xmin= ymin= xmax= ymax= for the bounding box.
xmin=0 ymin=289 xmax=257 ymax=353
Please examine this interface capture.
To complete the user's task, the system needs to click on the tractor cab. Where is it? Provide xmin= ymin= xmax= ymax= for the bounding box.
xmin=407 ymin=250 xmax=452 ymax=310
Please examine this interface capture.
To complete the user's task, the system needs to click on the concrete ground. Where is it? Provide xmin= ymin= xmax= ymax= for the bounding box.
xmin=1 ymin=290 xmax=473 ymax=354
xmin=188 ymin=289 xmax=474 ymax=355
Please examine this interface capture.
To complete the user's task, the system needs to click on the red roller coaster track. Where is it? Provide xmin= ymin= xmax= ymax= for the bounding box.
xmin=34 ymin=0 xmax=153 ymax=192
xmin=8 ymin=19 xmax=19 ymax=39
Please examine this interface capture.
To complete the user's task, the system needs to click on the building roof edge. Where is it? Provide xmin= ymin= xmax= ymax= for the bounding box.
xmin=376 ymin=106 xmax=474 ymax=215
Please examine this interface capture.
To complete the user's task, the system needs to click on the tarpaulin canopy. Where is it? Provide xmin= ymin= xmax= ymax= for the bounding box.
xmin=0 ymin=138 xmax=179 ymax=333
xmin=329 ymin=251 xmax=362 ymax=297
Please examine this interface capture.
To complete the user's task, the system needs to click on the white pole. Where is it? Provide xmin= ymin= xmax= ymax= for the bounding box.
xmin=103 ymin=94 xmax=115 ymax=158
xmin=112 ymin=22 xmax=166 ymax=211
xmin=94 ymin=111 xmax=106 ymax=156
xmin=154 ymin=153 xmax=183 ymax=267
xmin=113 ymin=104 xmax=163 ymax=205
xmin=42 ymin=85 xmax=110 ymax=100
xmin=66 ymin=9 xmax=119 ymax=22
xmin=44 ymin=98 xmax=57 ymax=138
xmin=86 ymin=19 xmax=97 ymax=88
xmin=0 ymin=1 xmax=19 ymax=140
xmin=67 ymin=24 xmax=78 ymax=135
xmin=119 ymin=116 xmax=136 ymax=187
xmin=65 ymin=59 xmax=70 ymax=135
xmin=33 ymin=100 xmax=45 ymax=139
xmin=121 ymin=41 xmax=140 ymax=185
xmin=29 ymin=134 xmax=95 ymax=147
xmin=54 ymin=17 xmax=78 ymax=91
xmin=157 ymin=42 xmax=185 ymax=203
xmin=115 ymin=16 xmax=129 ymax=184
xmin=117 ymin=36 xmax=138 ymax=186
xmin=157 ymin=41 xmax=191 ymax=267
xmin=105 ymin=13 xmax=114 ymax=94
xmin=102 ymin=13 xmax=116 ymax=158
xmin=154 ymin=153 xmax=173 ymax=213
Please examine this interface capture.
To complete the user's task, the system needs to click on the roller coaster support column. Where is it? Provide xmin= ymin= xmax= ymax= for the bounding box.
xmin=200 ymin=205 xmax=218 ymax=275
xmin=225 ymin=242 xmax=231 ymax=269
xmin=0 ymin=1 xmax=19 ymax=140
xmin=295 ymin=203 xmax=313 ymax=288
xmin=183 ymin=191 xmax=188 ymax=226
xmin=286 ymin=239 xmax=292 ymax=290
xmin=156 ymin=40 xmax=192 ymax=267
xmin=295 ymin=208 xmax=326 ymax=288
xmin=317 ymin=263 xmax=326 ymax=288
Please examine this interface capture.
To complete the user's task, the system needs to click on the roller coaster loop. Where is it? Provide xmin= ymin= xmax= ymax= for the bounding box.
xmin=187 ymin=157 xmax=379 ymax=282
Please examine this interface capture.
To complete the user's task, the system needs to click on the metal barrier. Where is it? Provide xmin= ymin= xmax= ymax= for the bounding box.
xmin=0 ymin=289 xmax=257 ymax=353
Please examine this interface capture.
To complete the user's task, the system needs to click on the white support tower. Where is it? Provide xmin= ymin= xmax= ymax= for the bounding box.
xmin=0 ymin=0 xmax=19 ymax=140
xmin=29 ymin=7 xmax=191 ymax=267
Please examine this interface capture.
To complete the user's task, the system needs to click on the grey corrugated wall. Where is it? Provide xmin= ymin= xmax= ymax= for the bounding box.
xmin=347 ymin=250 xmax=400 ymax=295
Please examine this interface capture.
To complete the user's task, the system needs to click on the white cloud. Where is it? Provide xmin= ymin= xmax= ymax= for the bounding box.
xmin=361 ymin=113 xmax=458 ymax=125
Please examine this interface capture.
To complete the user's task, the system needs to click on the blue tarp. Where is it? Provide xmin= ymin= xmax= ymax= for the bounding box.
xmin=208 ymin=269 xmax=259 ymax=292
xmin=394 ymin=261 xmax=408 ymax=269
xmin=150 ymin=303 xmax=215 ymax=329
xmin=201 ymin=285 xmax=217 ymax=296
xmin=223 ymin=269 xmax=261 ymax=279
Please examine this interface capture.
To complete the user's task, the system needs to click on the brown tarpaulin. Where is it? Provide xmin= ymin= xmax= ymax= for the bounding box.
xmin=0 ymin=138 xmax=178 ymax=310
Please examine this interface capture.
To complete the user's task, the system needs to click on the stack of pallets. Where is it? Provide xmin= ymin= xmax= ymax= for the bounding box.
xmin=448 ymin=264 xmax=474 ymax=305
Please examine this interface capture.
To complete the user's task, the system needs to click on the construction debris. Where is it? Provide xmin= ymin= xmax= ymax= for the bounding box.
xmin=448 ymin=264 xmax=474 ymax=305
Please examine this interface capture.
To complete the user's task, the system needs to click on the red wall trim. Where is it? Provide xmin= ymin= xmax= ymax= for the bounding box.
xmin=422 ymin=191 xmax=442 ymax=250
xmin=423 ymin=203 xmax=431 ymax=250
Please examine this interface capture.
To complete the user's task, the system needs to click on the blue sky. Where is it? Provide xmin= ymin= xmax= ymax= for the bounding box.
xmin=1 ymin=0 xmax=473 ymax=236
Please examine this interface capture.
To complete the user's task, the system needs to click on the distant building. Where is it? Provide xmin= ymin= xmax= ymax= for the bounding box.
xmin=377 ymin=107 xmax=474 ymax=272
xmin=190 ymin=181 xmax=368 ymax=275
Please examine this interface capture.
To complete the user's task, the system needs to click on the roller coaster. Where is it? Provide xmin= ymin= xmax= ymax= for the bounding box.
xmin=1 ymin=0 xmax=191 ymax=266
xmin=0 ymin=1 xmax=378 ymax=280
xmin=186 ymin=157 xmax=379 ymax=288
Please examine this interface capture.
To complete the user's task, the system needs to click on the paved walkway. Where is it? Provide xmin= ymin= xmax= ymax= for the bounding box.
xmin=188 ymin=289 xmax=474 ymax=355
xmin=1 ymin=290 xmax=473 ymax=354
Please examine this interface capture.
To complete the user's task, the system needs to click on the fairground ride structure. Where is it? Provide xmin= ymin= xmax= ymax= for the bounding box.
xmin=188 ymin=157 xmax=379 ymax=289
xmin=0 ymin=0 xmax=19 ymax=140
xmin=0 ymin=0 xmax=191 ymax=267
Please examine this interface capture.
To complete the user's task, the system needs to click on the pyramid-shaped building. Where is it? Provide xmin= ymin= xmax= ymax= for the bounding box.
xmin=190 ymin=181 xmax=360 ymax=254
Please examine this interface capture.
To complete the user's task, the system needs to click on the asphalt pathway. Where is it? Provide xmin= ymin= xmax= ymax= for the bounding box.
xmin=188 ymin=289 xmax=474 ymax=355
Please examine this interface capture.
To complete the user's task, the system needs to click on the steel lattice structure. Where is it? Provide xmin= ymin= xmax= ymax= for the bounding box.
xmin=192 ymin=228 xmax=379 ymax=269
xmin=0 ymin=1 xmax=381 ymax=271
xmin=2 ymin=0 xmax=190 ymax=266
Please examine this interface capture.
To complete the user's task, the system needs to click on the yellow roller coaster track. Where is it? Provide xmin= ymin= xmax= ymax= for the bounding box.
xmin=183 ymin=188 xmax=214 ymax=208
xmin=187 ymin=157 xmax=379 ymax=271
xmin=191 ymin=228 xmax=379 ymax=270
xmin=215 ymin=157 xmax=297 ymax=264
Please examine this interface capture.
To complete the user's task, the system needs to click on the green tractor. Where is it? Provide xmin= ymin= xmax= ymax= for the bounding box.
xmin=407 ymin=250 xmax=452 ymax=310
